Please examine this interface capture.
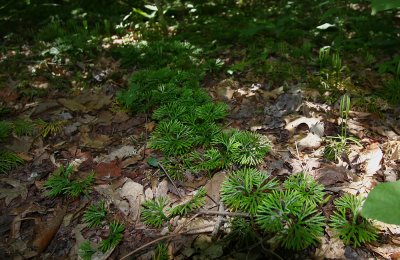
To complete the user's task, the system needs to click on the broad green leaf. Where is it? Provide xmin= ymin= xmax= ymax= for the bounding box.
xmin=370 ymin=0 xmax=400 ymax=15
xmin=361 ymin=181 xmax=400 ymax=225
xmin=147 ymin=157 xmax=159 ymax=167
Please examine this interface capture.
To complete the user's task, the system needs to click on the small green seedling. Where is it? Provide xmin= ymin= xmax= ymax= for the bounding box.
xmin=44 ymin=165 xmax=94 ymax=198
xmin=83 ymin=201 xmax=108 ymax=228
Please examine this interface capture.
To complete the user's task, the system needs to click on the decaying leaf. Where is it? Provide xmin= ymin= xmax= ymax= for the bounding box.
xmin=316 ymin=166 xmax=349 ymax=186
xmin=94 ymin=183 xmax=130 ymax=216
xmin=94 ymin=145 xmax=138 ymax=163
xmin=355 ymin=143 xmax=383 ymax=176
xmin=32 ymin=206 xmax=67 ymax=254
xmin=94 ymin=161 xmax=122 ymax=180
xmin=58 ymin=92 xmax=112 ymax=113
xmin=0 ymin=178 xmax=28 ymax=206
xmin=80 ymin=133 xmax=111 ymax=149
xmin=314 ymin=227 xmax=345 ymax=260
xmin=204 ymin=171 xmax=226 ymax=207
xmin=118 ymin=179 xmax=144 ymax=222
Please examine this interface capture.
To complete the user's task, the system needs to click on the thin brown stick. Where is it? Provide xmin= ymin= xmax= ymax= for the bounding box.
xmin=211 ymin=202 xmax=224 ymax=237
xmin=120 ymin=233 xmax=180 ymax=260
xmin=197 ymin=210 xmax=249 ymax=217
xmin=121 ymin=213 xmax=201 ymax=260
xmin=158 ymin=162 xmax=182 ymax=199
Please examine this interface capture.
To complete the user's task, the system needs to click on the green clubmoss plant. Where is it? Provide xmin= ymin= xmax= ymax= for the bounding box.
xmin=324 ymin=95 xmax=361 ymax=162
xmin=0 ymin=150 xmax=23 ymax=174
xmin=231 ymin=131 xmax=271 ymax=166
xmin=225 ymin=217 xmax=258 ymax=248
xmin=153 ymin=242 xmax=168 ymax=260
xmin=79 ymin=241 xmax=96 ymax=260
xmin=194 ymin=102 xmax=229 ymax=123
xmin=83 ymin=201 xmax=108 ymax=228
xmin=330 ymin=193 xmax=378 ymax=247
xmin=36 ymin=119 xmax=67 ymax=138
xmin=149 ymin=119 xmax=196 ymax=156
xmin=221 ymin=168 xmax=278 ymax=215
xmin=99 ymin=221 xmax=125 ymax=253
xmin=283 ymin=172 xmax=325 ymax=204
xmin=12 ymin=119 xmax=36 ymax=136
xmin=44 ymin=165 xmax=94 ymax=198
xmin=168 ymin=187 xmax=206 ymax=217
xmin=141 ymin=197 xmax=169 ymax=228
xmin=256 ymin=190 xmax=325 ymax=250
xmin=0 ymin=121 xmax=13 ymax=141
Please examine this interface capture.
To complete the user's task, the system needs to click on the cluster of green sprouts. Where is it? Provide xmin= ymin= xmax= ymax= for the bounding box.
xmin=44 ymin=165 xmax=94 ymax=198
xmin=79 ymin=201 xmax=125 ymax=259
xmin=222 ymin=172 xmax=378 ymax=250
xmin=141 ymin=187 xmax=206 ymax=228
xmin=0 ymin=118 xmax=68 ymax=174
xmin=324 ymin=94 xmax=361 ymax=162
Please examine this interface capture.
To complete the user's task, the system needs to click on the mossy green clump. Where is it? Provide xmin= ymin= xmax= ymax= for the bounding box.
xmin=118 ymin=68 xmax=206 ymax=114
xmin=113 ymin=40 xmax=202 ymax=70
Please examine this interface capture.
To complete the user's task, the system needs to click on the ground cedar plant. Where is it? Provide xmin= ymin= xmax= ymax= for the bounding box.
xmin=3 ymin=0 xmax=400 ymax=259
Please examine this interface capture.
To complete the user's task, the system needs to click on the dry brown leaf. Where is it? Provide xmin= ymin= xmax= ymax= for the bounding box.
xmin=204 ymin=171 xmax=226 ymax=208
xmin=94 ymin=184 xmax=130 ymax=216
xmin=95 ymin=110 xmax=113 ymax=126
xmin=145 ymin=121 xmax=156 ymax=132
xmin=118 ymin=179 xmax=144 ymax=222
xmin=80 ymin=133 xmax=111 ymax=149
xmin=316 ymin=166 xmax=349 ymax=186
xmin=356 ymin=143 xmax=383 ymax=176
xmin=58 ymin=92 xmax=112 ymax=113
xmin=32 ymin=206 xmax=67 ymax=254
xmin=94 ymin=145 xmax=138 ymax=164
xmin=0 ymin=178 xmax=28 ymax=206
xmin=113 ymin=111 xmax=130 ymax=123
xmin=94 ymin=160 xmax=122 ymax=180
xmin=314 ymin=227 xmax=345 ymax=259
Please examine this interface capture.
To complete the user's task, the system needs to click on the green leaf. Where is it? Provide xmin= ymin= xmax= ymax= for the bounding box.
xmin=362 ymin=181 xmax=400 ymax=225
xmin=370 ymin=0 xmax=400 ymax=15
xmin=147 ymin=157 xmax=159 ymax=168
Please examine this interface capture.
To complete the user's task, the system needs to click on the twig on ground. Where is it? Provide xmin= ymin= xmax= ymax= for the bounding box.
xmin=158 ymin=162 xmax=182 ymax=199
xmin=211 ymin=202 xmax=224 ymax=237
xmin=121 ymin=213 xmax=201 ymax=260
xmin=197 ymin=210 xmax=250 ymax=217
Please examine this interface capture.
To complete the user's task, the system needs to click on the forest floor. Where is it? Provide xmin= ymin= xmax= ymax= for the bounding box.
xmin=0 ymin=1 xmax=400 ymax=259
